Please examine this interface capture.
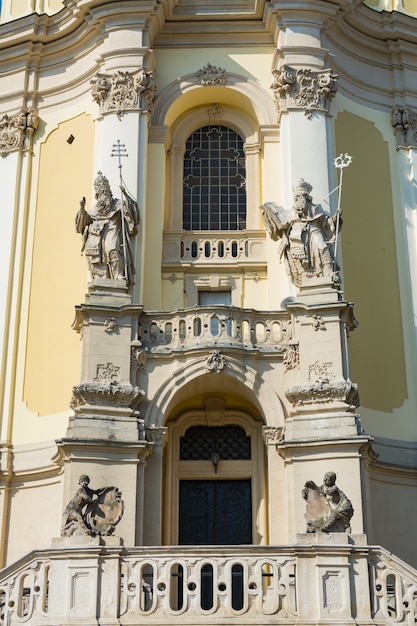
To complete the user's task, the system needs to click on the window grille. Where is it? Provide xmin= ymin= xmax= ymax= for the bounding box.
xmin=180 ymin=425 xmax=251 ymax=460
xmin=183 ymin=125 xmax=246 ymax=231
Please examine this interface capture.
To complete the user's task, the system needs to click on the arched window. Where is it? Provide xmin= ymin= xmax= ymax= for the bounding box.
xmin=183 ymin=125 xmax=246 ymax=231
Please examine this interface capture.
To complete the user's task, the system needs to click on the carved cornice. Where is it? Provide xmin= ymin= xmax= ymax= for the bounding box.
xmin=391 ymin=106 xmax=417 ymax=149
xmin=0 ymin=109 xmax=38 ymax=157
xmin=271 ymin=66 xmax=339 ymax=119
xmin=91 ymin=69 xmax=156 ymax=118
xmin=285 ymin=379 xmax=360 ymax=407
xmin=70 ymin=382 xmax=145 ymax=410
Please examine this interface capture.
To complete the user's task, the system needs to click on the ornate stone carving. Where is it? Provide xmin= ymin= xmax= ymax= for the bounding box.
xmin=283 ymin=344 xmax=299 ymax=371
xmin=145 ymin=425 xmax=168 ymax=445
xmin=104 ymin=317 xmax=117 ymax=334
xmin=271 ymin=65 xmax=338 ymax=118
xmin=94 ymin=362 xmax=120 ymax=385
xmin=75 ymin=171 xmax=139 ymax=286
xmin=208 ymin=103 xmax=225 ymax=123
xmin=262 ymin=426 xmax=285 ymax=445
xmin=205 ymin=350 xmax=226 ymax=374
xmin=391 ymin=106 xmax=417 ymax=149
xmin=309 ymin=360 xmax=334 ymax=382
xmin=70 ymin=382 xmax=145 ymax=410
xmin=302 ymin=471 xmax=353 ymax=533
xmin=198 ymin=63 xmax=227 ymax=86
xmin=261 ymin=179 xmax=340 ymax=287
xmin=310 ymin=315 xmax=325 ymax=331
xmin=61 ymin=475 xmax=124 ymax=537
xmin=285 ymin=379 xmax=360 ymax=407
xmin=132 ymin=347 xmax=149 ymax=373
xmin=0 ymin=109 xmax=38 ymax=157
xmin=91 ymin=69 xmax=156 ymax=117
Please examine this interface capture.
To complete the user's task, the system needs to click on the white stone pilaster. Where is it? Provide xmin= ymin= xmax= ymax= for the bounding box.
xmin=0 ymin=150 xmax=33 ymax=442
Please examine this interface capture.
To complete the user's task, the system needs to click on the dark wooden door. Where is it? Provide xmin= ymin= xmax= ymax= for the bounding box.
xmin=179 ymin=479 xmax=252 ymax=545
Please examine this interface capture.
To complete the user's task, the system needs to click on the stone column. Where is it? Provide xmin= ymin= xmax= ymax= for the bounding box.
xmin=142 ymin=426 xmax=168 ymax=545
xmin=270 ymin=1 xmax=340 ymax=210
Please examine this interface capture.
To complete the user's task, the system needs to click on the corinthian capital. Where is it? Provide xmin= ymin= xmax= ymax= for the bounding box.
xmin=391 ymin=106 xmax=417 ymax=149
xmin=271 ymin=65 xmax=338 ymax=119
xmin=0 ymin=109 xmax=38 ymax=157
xmin=91 ymin=69 xmax=156 ymax=118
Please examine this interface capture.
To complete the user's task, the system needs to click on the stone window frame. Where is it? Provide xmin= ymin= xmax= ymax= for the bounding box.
xmin=168 ymin=106 xmax=261 ymax=231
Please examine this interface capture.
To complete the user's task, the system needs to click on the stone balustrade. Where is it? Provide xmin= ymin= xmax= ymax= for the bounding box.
xmin=0 ymin=540 xmax=416 ymax=625
xmin=135 ymin=306 xmax=292 ymax=352
xmin=162 ymin=231 xmax=266 ymax=266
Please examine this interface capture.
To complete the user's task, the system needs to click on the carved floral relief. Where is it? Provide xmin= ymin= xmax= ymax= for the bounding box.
xmin=198 ymin=63 xmax=227 ymax=86
xmin=271 ymin=65 xmax=339 ymax=118
xmin=391 ymin=106 xmax=417 ymax=149
xmin=91 ymin=69 xmax=156 ymax=117
xmin=0 ymin=109 xmax=38 ymax=157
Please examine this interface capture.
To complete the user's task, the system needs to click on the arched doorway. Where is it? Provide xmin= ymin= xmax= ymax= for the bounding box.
xmin=163 ymin=398 xmax=266 ymax=546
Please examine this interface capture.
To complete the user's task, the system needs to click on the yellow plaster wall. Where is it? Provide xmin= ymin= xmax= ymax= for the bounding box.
xmin=23 ymin=114 xmax=94 ymax=417
xmin=335 ymin=111 xmax=407 ymax=413
xmin=155 ymin=48 xmax=272 ymax=97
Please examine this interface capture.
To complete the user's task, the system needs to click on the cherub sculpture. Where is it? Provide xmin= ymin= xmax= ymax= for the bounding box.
xmin=61 ymin=474 xmax=124 ymax=537
xmin=261 ymin=179 xmax=340 ymax=287
xmin=75 ymin=171 xmax=139 ymax=286
xmin=302 ymin=471 xmax=354 ymax=533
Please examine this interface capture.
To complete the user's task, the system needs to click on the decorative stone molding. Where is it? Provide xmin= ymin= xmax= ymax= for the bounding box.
xmin=285 ymin=379 xmax=360 ymax=407
xmin=104 ymin=317 xmax=117 ymax=334
xmin=70 ymin=382 xmax=145 ymax=410
xmin=262 ymin=426 xmax=285 ymax=445
xmin=271 ymin=66 xmax=339 ymax=118
xmin=145 ymin=425 xmax=168 ymax=445
xmin=283 ymin=344 xmax=299 ymax=371
xmin=309 ymin=360 xmax=334 ymax=382
xmin=391 ymin=106 xmax=417 ymax=149
xmin=0 ymin=109 xmax=38 ymax=157
xmin=91 ymin=69 xmax=156 ymax=117
xmin=205 ymin=350 xmax=226 ymax=374
xmin=132 ymin=346 xmax=149 ymax=373
xmin=198 ymin=63 xmax=227 ymax=86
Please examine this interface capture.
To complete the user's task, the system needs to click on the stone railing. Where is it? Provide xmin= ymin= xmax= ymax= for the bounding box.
xmin=0 ymin=540 xmax=416 ymax=625
xmin=135 ymin=306 xmax=292 ymax=352
xmin=162 ymin=230 xmax=266 ymax=266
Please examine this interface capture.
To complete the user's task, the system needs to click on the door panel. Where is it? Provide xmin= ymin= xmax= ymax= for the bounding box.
xmin=179 ymin=479 xmax=252 ymax=545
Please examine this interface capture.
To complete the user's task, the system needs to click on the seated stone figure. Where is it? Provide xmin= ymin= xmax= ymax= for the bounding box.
xmin=302 ymin=471 xmax=354 ymax=533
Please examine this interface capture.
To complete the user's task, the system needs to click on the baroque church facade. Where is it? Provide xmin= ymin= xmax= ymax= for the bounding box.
xmin=1 ymin=0 xmax=417 ymax=623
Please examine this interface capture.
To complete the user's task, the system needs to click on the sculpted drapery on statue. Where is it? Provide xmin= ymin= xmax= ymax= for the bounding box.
xmin=261 ymin=180 xmax=340 ymax=287
xmin=75 ymin=172 xmax=139 ymax=286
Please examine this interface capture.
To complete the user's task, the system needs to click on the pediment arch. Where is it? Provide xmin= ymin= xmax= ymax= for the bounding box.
xmin=143 ymin=353 xmax=287 ymax=429
xmin=150 ymin=70 xmax=277 ymax=130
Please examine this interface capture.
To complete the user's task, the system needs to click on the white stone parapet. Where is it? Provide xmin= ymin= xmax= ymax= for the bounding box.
xmin=0 ymin=540 xmax=416 ymax=625
xmin=135 ymin=306 xmax=292 ymax=353
xmin=162 ymin=230 xmax=267 ymax=266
